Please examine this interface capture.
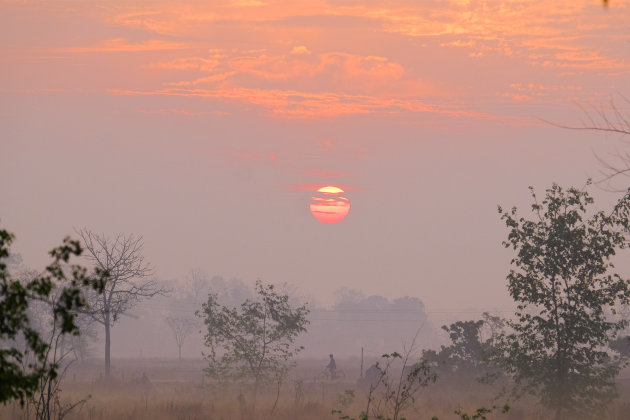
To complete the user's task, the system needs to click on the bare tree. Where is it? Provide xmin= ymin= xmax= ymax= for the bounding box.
xmin=164 ymin=315 xmax=196 ymax=361
xmin=548 ymin=95 xmax=630 ymax=190
xmin=76 ymin=229 xmax=165 ymax=377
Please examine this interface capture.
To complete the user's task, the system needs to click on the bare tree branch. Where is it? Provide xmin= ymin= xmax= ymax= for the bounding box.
xmin=543 ymin=95 xmax=630 ymax=192
xmin=165 ymin=315 xmax=197 ymax=361
xmin=75 ymin=228 xmax=167 ymax=377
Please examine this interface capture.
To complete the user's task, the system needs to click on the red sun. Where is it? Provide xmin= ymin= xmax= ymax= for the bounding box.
xmin=310 ymin=186 xmax=350 ymax=224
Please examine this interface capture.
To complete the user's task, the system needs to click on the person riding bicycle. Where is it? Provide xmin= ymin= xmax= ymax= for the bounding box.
xmin=327 ymin=354 xmax=337 ymax=378
xmin=365 ymin=363 xmax=380 ymax=384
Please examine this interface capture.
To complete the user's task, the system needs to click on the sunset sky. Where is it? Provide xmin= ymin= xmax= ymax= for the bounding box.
xmin=2 ymin=0 xmax=630 ymax=318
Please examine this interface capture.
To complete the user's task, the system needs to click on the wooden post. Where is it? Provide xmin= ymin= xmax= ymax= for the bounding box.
xmin=361 ymin=347 xmax=364 ymax=379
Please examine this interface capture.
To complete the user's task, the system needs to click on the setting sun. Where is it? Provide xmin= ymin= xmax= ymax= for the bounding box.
xmin=310 ymin=186 xmax=350 ymax=224
xmin=3 ymin=1 xmax=630 ymax=417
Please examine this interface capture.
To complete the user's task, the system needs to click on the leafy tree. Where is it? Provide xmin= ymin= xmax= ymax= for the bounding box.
xmin=609 ymin=335 xmax=630 ymax=359
xmin=198 ymin=279 xmax=309 ymax=400
xmin=423 ymin=321 xmax=484 ymax=381
xmin=0 ymin=228 xmax=104 ymax=406
xmin=497 ymin=182 xmax=630 ymax=419
xmin=422 ymin=313 xmax=505 ymax=384
xmin=454 ymin=404 xmax=510 ymax=420
xmin=306 ymin=292 xmax=432 ymax=357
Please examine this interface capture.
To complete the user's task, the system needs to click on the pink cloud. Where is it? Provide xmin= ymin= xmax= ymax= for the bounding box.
xmin=151 ymin=57 xmax=221 ymax=71
xmin=133 ymin=108 xmax=199 ymax=115
xmin=302 ymin=170 xmax=355 ymax=178
xmin=503 ymin=82 xmax=584 ymax=103
xmin=170 ymin=72 xmax=237 ymax=86
xmin=290 ymin=183 xmax=358 ymax=192
xmin=63 ymin=38 xmax=189 ymax=53
xmin=290 ymin=45 xmax=312 ymax=55
xmin=151 ymin=50 xmax=405 ymax=86
xmin=109 ymin=86 xmax=511 ymax=120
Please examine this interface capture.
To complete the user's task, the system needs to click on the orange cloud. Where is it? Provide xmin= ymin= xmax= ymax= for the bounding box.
xmin=440 ymin=40 xmax=475 ymax=48
xmin=109 ymin=86 xmax=506 ymax=120
xmin=22 ymin=0 xmax=626 ymax=123
xmin=327 ymin=53 xmax=404 ymax=80
xmin=170 ymin=72 xmax=237 ymax=86
xmin=504 ymin=93 xmax=533 ymax=103
xmin=151 ymin=57 xmax=222 ymax=71
xmin=302 ymin=170 xmax=354 ymax=178
xmin=348 ymin=1 xmax=628 ymax=74
xmin=291 ymin=45 xmax=312 ymax=55
xmin=553 ymin=51 xmax=628 ymax=70
xmin=504 ymin=82 xmax=584 ymax=103
xmin=133 ymin=108 xmax=199 ymax=116
xmin=291 ymin=183 xmax=356 ymax=192
xmin=521 ymin=36 xmax=630 ymax=71
xmin=63 ymin=38 xmax=189 ymax=53
xmin=99 ymin=0 xmax=628 ymax=76
xmin=153 ymin=50 xmax=405 ymax=87
xmin=107 ymin=2 xmax=329 ymax=36
xmin=232 ymin=0 xmax=267 ymax=6
xmin=361 ymin=1 xmax=582 ymax=39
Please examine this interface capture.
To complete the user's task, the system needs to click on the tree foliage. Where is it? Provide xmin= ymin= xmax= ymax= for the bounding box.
xmin=423 ymin=313 xmax=504 ymax=384
xmin=0 ymin=228 xmax=104 ymax=406
xmin=497 ymin=182 xmax=630 ymax=419
xmin=198 ymin=279 xmax=309 ymax=396
xmin=306 ymin=292 xmax=432 ymax=357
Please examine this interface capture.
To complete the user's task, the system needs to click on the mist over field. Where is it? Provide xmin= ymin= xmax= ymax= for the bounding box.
xmin=4 ymin=0 xmax=630 ymax=419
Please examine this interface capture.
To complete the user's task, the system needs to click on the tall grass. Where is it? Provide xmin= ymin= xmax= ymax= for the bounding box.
xmin=2 ymin=359 xmax=629 ymax=419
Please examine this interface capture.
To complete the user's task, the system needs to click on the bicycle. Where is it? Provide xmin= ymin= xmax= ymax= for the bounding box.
xmin=318 ymin=368 xmax=346 ymax=381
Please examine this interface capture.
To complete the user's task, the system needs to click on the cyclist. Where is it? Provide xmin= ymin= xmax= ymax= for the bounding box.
xmin=327 ymin=354 xmax=337 ymax=378
xmin=365 ymin=363 xmax=380 ymax=384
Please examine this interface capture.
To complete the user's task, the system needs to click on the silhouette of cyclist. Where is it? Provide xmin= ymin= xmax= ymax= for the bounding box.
xmin=327 ymin=354 xmax=337 ymax=377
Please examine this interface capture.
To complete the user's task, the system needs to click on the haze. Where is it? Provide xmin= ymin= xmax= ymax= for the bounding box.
xmin=2 ymin=0 xmax=630 ymax=354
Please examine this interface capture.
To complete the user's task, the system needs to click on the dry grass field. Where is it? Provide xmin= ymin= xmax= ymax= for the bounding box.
xmin=3 ymin=358 xmax=630 ymax=420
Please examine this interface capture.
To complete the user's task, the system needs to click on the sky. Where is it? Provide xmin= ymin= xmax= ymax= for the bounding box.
xmin=2 ymin=0 xmax=630 ymax=318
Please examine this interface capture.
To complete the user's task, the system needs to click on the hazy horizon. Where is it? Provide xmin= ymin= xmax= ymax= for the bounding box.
xmin=3 ymin=0 xmax=630 ymax=313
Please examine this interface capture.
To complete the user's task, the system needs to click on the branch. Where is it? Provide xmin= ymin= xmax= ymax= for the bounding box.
xmin=541 ymin=96 xmax=630 ymax=191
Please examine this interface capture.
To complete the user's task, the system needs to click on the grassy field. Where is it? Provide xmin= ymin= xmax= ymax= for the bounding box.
xmin=3 ymin=358 xmax=630 ymax=420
